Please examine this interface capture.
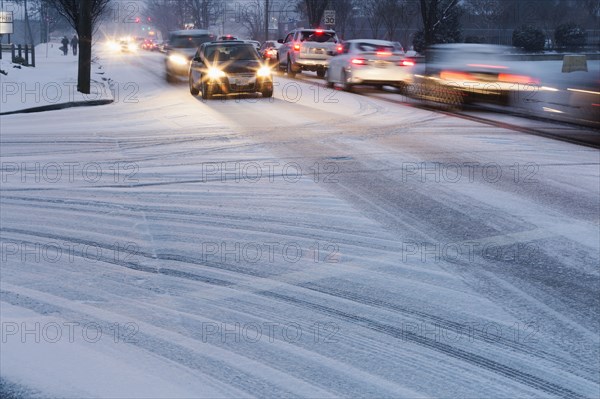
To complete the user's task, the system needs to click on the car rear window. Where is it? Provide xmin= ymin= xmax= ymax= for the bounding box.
xmin=357 ymin=43 xmax=395 ymax=53
xmin=204 ymin=44 xmax=259 ymax=62
xmin=170 ymin=34 xmax=214 ymax=48
xmin=300 ymin=31 xmax=337 ymax=43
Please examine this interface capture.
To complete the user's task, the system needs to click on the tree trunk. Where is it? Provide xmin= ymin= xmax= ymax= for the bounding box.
xmin=78 ymin=0 xmax=92 ymax=94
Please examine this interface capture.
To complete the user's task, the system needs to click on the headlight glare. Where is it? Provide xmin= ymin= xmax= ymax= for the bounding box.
xmin=208 ymin=67 xmax=226 ymax=79
xmin=169 ymin=54 xmax=188 ymax=66
xmin=257 ymin=66 xmax=271 ymax=77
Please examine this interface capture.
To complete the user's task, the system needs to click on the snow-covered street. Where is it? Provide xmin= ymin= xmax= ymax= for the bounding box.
xmin=1 ymin=50 xmax=599 ymax=398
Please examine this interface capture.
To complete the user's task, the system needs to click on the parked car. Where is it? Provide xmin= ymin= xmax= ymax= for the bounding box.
xmin=416 ymin=43 xmax=540 ymax=106
xmin=188 ymin=41 xmax=273 ymax=99
xmin=259 ymin=40 xmax=281 ymax=63
xmin=277 ymin=28 xmax=341 ymax=78
xmin=165 ymin=29 xmax=215 ymax=83
xmin=326 ymin=39 xmax=415 ymax=92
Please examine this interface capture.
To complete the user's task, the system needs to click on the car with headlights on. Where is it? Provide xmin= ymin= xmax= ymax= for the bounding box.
xmin=188 ymin=41 xmax=273 ymax=99
xmin=165 ymin=29 xmax=215 ymax=83
xmin=325 ymin=39 xmax=415 ymax=92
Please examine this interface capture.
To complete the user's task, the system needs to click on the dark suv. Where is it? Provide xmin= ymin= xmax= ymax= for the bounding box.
xmin=165 ymin=30 xmax=215 ymax=82
xmin=188 ymin=41 xmax=274 ymax=99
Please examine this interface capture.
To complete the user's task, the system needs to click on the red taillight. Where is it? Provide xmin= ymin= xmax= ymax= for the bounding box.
xmin=376 ymin=51 xmax=392 ymax=56
xmin=498 ymin=73 xmax=539 ymax=85
xmin=293 ymin=43 xmax=301 ymax=51
xmin=399 ymin=59 xmax=415 ymax=66
xmin=337 ymin=45 xmax=343 ymax=52
xmin=351 ymin=58 xmax=366 ymax=65
xmin=315 ymin=29 xmax=323 ymax=34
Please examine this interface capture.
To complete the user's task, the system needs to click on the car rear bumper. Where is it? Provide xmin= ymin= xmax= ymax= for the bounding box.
xmin=348 ymin=67 xmax=413 ymax=84
xmin=296 ymin=59 xmax=329 ymax=69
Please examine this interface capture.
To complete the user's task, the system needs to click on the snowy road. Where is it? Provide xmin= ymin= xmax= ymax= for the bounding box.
xmin=1 ymin=51 xmax=599 ymax=398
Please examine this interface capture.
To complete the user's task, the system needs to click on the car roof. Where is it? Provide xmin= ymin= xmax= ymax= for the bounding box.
xmin=170 ymin=29 xmax=212 ymax=36
xmin=346 ymin=39 xmax=395 ymax=46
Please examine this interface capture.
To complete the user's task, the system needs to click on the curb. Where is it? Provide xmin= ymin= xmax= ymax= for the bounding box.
xmin=0 ymin=99 xmax=114 ymax=116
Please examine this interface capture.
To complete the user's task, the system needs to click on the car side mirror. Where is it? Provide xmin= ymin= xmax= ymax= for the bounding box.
xmin=277 ymin=39 xmax=284 ymax=44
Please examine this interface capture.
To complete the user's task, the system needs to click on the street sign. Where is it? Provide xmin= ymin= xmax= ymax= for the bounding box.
xmin=323 ymin=10 xmax=335 ymax=26
xmin=0 ymin=11 xmax=14 ymax=34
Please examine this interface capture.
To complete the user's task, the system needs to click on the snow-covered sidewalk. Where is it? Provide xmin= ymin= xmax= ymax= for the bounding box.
xmin=0 ymin=42 xmax=113 ymax=115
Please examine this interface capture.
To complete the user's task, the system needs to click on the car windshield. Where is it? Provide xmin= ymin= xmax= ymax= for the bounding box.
xmin=204 ymin=44 xmax=259 ymax=62
xmin=301 ymin=31 xmax=337 ymax=43
xmin=170 ymin=35 xmax=213 ymax=48
xmin=357 ymin=43 xmax=396 ymax=53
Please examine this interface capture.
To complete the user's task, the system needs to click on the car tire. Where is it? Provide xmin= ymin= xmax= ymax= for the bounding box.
xmin=262 ymin=88 xmax=273 ymax=98
xmin=201 ymin=81 xmax=212 ymax=100
xmin=317 ymin=68 xmax=326 ymax=78
xmin=189 ymin=75 xmax=199 ymax=95
xmin=166 ymin=70 xmax=176 ymax=83
xmin=325 ymin=70 xmax=334 ymax=88
xmin=287 ymin=58 xmax=296 ymax=78
xmin=341 ymin=70 xmax=353 ymax=92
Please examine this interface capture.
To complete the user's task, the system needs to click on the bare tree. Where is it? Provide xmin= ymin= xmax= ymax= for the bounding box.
xmin=330 ymin=0 xmax=355 ymax=38
xmin=304 ymin=0 xmax=328 ymax=27
xmin=419 ymin=0 xmax=460 ymax=47
xmin=362 ymin=0 xmax=385 ymax=38
xmin=240 ymin=0 xmax=264 ymax=39
xmin=46 ymin=0 xmax=111 ymax=94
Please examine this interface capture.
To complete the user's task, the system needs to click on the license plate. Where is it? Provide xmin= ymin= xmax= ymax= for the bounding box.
xmin=314 ymin=48 xmax=324 ymax=54
xmin=375 ymin=61 xmax=388 ymax=68
xmin=231 ymin=77 xmax=252 ymax=85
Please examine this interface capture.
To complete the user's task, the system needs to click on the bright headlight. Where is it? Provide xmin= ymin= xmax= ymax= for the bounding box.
xmin=208 ymin=67 xmax=226 ymax=79
xmin=169 ymin=54 xmax=188 ymax=66
xmin=127 ymin=43 xmax=138 ymax=52
xmin=257 ymin=66 xmax=271 ymax=77
xmin=107 ymin=41 xmax=120 ymax=51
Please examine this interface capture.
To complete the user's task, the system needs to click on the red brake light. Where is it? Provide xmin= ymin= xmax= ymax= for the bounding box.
xmin=351 ymin=58 xmax=366 ymax=65
xmin=315 ymin=29 xmax=323 ymax=34
xmin=337 ymin=45 xmax=343 ymax=52
xmin=377 ymin=51 xmax=392 ymax=56
xmin=399 ymin=59 xmax=415 ymax=66
xmin=293 ymin=43 xmax=301 ymax=51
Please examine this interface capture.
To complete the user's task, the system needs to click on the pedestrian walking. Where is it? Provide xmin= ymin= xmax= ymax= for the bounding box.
xmin=71 ymin=35 xmax=79 ymax=56
xmin=61 ymin=36 xmax=69 ymax=56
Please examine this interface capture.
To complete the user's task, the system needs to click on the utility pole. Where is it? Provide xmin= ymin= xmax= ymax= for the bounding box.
xmin=78 ymin=0 xmax=92 ymax=93
xmin=265 ymin=0 xmax=269 ymax=41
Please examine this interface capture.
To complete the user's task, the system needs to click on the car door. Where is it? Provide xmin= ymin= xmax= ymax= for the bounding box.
xmin=331 ymin=42 xmax=351 ymax=82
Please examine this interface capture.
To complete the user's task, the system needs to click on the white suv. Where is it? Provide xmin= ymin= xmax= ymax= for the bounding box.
xmin=277 ymin=28 xmax=340 ymax=78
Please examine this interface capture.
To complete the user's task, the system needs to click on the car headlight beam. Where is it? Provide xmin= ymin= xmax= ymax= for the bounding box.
xmin=257 ymin=66 xmax=272 ymax=77
xmin=169 ymin=54 xmax=188 ymax=66
xmin=208 ymin=67 xmax=226 ymax=80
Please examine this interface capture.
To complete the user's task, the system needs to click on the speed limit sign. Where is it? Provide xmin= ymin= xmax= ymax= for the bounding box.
xmin=324 ymin=10 xmax=335 ymax=26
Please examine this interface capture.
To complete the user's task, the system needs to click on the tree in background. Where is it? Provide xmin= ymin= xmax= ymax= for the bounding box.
xmin=414 ymin=0 xmax=461 ymax=52
xmin=330 ymin=0 xmax=355 ymax=38
xmin=304 ymin=0 xmax=328 ymax=27
xmin=46 ymin=0 xmax=112 ymax=93
xmin=512 ymin=24 xmax=545 ymax=52
xmin=555 ymin=22 xmax=586 ymax=51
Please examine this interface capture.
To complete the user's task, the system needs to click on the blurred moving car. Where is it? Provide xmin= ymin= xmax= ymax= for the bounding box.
xmin=259 ymin=40 xmax=281 ymax=63
xmin=165 ymin=29 xmax=215 ymax=83
xmin=278 ymin=28 xmax=341 ymax=78
xmin=416 ymin=43 xmax=540 ymax=106
xmin=188 ymin=41 xmax=273 ymax=99
xmin=120 ymin=38 xmax=138 ymax=53
xmin=326 ymin=39 xmax=415 ymax=92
